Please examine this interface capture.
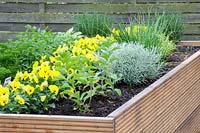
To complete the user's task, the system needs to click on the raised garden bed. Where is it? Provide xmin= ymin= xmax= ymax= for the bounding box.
xmin=0 ymin=41 xmax=200 ymax=133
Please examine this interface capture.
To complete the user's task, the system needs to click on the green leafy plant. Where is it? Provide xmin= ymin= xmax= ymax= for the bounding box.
xmin=0 ymin=60 xmax=61 ymax=114
xmin=158 ymin=34 xmax=176 ymax=59
xmin=0 ymin=25 xmax=82 ymax=82
xmin=112 ymin=20 xmax=176 ymax=59
xmin=0 ymin=35 xmax=121 ymax=113
xmin=56 ymin=36 xmax=121 ymax=112
xmin=153 ymin=12 xmax=184 ymax=43
xmin=74 ymin=11 xmax=114 ymax=37
xmin=110 ymin=43 xmax=163 ymax=85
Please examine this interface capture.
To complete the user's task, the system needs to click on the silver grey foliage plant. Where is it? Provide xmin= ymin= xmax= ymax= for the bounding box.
xmin=110 ymin=43 xmax=163 ymax=85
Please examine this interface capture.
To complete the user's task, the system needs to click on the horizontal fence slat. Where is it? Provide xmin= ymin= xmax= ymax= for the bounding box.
xmin=184 ymin=24 xmax=200 ymax=34
xmin=137 ymin=0 xmax=200 ymax=3
xmin=0 ymin=3 xmax=39 ymax=13
xmin=0 ymin=31 xmax=18 ymax=42
xmin=1 ymin=3 xmax=200 ymax=14
xmin=0 ymin=0 xmax=133 ymax=3
xmin=0 ymin=23 xmax=73 ymax=32
xmin=0 ymin=13 xmax=200 ymax=24
xmin=0 ymin=13 xmax=130 ymax=23
xmin=182 ymin=35 xmax=200 ymax=41
xmin=45 ymin=3 xmax=200 ymax=13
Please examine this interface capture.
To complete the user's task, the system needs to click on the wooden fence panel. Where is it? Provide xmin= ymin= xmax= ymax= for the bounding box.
xmin=0 ymin=0 xmax=200 ymax=41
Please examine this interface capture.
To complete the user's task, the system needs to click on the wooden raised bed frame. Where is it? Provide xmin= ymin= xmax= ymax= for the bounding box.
xmin=0 ymin=41 xmax=200 ymax=133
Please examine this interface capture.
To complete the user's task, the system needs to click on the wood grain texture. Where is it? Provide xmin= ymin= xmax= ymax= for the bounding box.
xmin=137 ymin=0 xmax=200 ymax=3
xmin=179 ymin=41 xmax=200 ymax=46
xmin=0 ymin=0 xmax=133 ymax=3
xmin=175 ymin=105 xmax=200 ymax=133
xmin=0 ymin=115 xmax=114 ymax=133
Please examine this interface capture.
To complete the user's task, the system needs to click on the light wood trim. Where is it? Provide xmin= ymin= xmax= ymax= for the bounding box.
xmin=179 ymin=41 xmax=200 ymax=46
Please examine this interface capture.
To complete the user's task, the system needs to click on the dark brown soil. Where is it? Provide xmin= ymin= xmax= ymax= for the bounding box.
xmin=48 ymin=46 xmax=200 ymax=117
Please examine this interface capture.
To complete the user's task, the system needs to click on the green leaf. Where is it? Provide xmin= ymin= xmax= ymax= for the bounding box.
xmin=52 ymin=74 xmax=66 ymax=81
xmin=115 ymin=89 xmax=122 ymax=96
xmin=48 ymin=103 xmax=56 ymax=108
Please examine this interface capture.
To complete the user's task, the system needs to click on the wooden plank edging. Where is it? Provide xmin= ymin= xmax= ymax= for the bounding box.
xmin=179 ymin=41 xmax=200 ymax=46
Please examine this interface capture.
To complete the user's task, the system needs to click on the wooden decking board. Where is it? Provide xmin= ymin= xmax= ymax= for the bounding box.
xmin=175 ymin=106 xmax=200 ymax=132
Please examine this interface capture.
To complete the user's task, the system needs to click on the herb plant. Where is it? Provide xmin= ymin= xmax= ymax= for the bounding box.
xmin=74 ymin=11 xmax=114 ymax=37
xmin=153 ymin=12 xmax=184 ymax=43
xmin=111 ymin=43 xmax=163 ymax=85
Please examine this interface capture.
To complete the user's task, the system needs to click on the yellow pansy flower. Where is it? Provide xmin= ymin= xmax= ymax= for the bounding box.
xmin=24 ymin=85 xmax=35 ymax=95
xmin=84 ymin=62 xmax=88 ymax=67
xmin=16 ymin=95 xmax=25 ymax=105
xmin=68 ymin=88 xmax=75 ymax=96
xmin=0 ymin=95 xmax=9 ymax=106
xmin=53 ymin=45 xmax=68 ymax=57
xmin=9 ymin=81 xmax=20 ymax=92
xmin=41 ymin=80 xmax=48 ymax=87
xmin=112 ymin=29 xmax=120 ymax=36
xmin=50 ymin=70 xmax=60 ymax=78
xmin=49 ymin=85 xmax=59 ymax=94
xmin=29 ymin=73 xmax=39 ymax=83
xmin=40 ymin=55 xmax=46 ymax=63
xmin=14 ymin=71 xmax=24 ymax=81
xmin=39 ymin=81 xmax=48 ymax=91
xmin=0 ymin=87 xmax=9 ymax=96
xmin=39 ymin=65 xmax=51 ymax=80
xmin=33 ymin=61 xmax=39 ymax=70
xmin=125 ymin=27 xmax=131 ymax=35
xmin=49 ymin=56 xmax=58 ymax=64
xmin=22 ymin=71 xmax=29 ymax=80
xmin=109 ymin=36 xmax=116 ymax=42
xmin=68 ymin=68 xmax=75 ymax=74
xmin=40 ymin=95 xmax=46 ymax=102
xmin=85 ymin=54 xmax=98 ymax=61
